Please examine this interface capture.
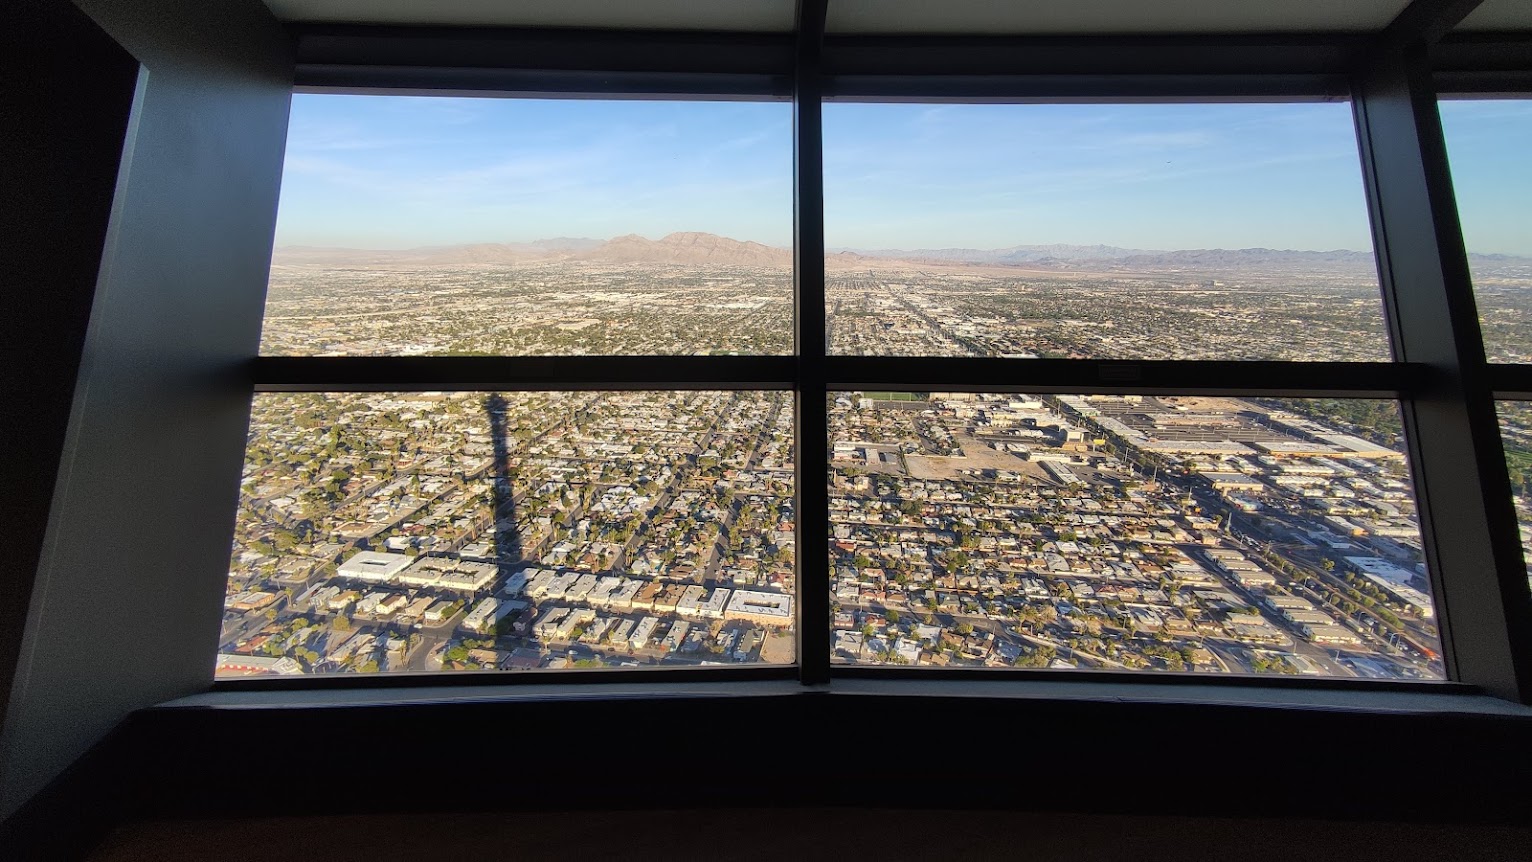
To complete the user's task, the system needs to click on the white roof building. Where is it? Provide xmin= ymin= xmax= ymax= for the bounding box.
xmin=675 ymin=585 xmax=709 ymax=617
xmin=660 ymin=620 xmax=691 ymax=651
xmin=608 ymin=579 xmax=642 ymax=611
xmin=533 ymin=607 xmax=570 ymax=640
xmin=725 ymin=590 xmax=793 ymax=627
xmin=336 ymin=551 xmax=413 ymax=583
xmin=630 ymin=616 xmax=660 ymax=649
xmin=436 ymin=562 xmax=497 ymax=592
xmin=1303 ymin=623 xmax=1364 ymax=645
xmin=609 ymin=618 xmax=636 ymax=645
xmin=834 ymin=630 xmax=865 ymax=659
xmin=567 ymin=573 xmax=600 ymax=603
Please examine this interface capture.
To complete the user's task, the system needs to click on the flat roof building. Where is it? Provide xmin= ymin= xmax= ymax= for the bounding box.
xmin=630 ymin=615 xmax=660 ymax=650
xmin=1303 ymin=623 xmax=1364 ymax=645
xmin=436 ymin=562 xmax=497 ymax=592
xmin=725 ymin=590 xmax=793 ymax=627
xmin=336 ymin=551 xmax=414 ymax=583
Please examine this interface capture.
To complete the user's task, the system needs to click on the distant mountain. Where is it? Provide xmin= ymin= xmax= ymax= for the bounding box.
xmin=839 ymin=243 xmax=1151 ymax=264
xmin=269 ymin=246 xmax=416 ymax=265
xmin=582 ymin=232 xmax=791 ymax=267
xmin=1113 ymin=248 xmax=1377 ymax=269
xmin=270 ymin=244 xmax=557 ymax=266
xmin=523 ymin=237 xmax=604 ymax=252
xmin=837 ymin=243 xmax=1379 ymax=268
xmin=272 ymin=234 xmax=1532 ymax=272
xmin=413 ymin=243 xmax=549 ymax=264
xmin=272 ymin=232 xmax=787 ymax=268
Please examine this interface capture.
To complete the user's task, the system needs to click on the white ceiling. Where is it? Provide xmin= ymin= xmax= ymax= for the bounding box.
xmin=261 ymin=0 xmax=798 ymax=31
xmin=1457 ymin=0 xmax=1532 ymax=32
xmin=824 ymin=0 xmax=1416 ymax=35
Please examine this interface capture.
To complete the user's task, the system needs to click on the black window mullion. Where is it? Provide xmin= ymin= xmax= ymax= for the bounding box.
xmin=1491 ymin=364 xmax=1532 ymax=399
xmin=249 ymin=355 xmax=796 ymax=392
xmin=794 ymin=0 xmax=831 ymax=686
xmin=823 ymin=358 xmax=1423 ymax=398
xmin=1354 ymin=41 xmax=1532 ymax=701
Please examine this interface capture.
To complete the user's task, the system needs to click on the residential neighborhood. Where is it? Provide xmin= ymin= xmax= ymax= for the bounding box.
xmin=219 ymin=390 xmax=796 ymax=675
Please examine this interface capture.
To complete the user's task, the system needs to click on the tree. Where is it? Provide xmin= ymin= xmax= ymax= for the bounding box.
xmin=884 ymin=610 xmax=900 ymax=624
xmin=332 ymin=615 xmax=351 ymax=632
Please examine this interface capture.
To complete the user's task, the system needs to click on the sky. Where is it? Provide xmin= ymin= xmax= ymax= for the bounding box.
xmin=274 ymin=93 xmax=1531 ymax=255
xmin=274 ymin=95 xmax=793 ymax=249
xmin=1439 ymin=99 xmax=1532 ymax=258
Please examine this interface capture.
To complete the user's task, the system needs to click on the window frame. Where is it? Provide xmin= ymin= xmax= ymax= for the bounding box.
xmin=218 ymin=9 xmax=1532 ymax=701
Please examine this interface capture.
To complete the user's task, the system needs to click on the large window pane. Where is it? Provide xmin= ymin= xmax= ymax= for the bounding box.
xmin=1439 ymin=99 xmax=1532 ymax=363
xmin=824 ymin=102 xmax=1390 ymax=361
xmin=260 ymin=95 xmax=792 ymax=357
xmin=828 ymin=393 xmax=1442 ymax=678
xmin=219 ymin=390 xmax=795 ymax=676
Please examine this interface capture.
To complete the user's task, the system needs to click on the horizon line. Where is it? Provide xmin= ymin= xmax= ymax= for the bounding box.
xmin=270 ymin=232 xmax=1532 ymax=259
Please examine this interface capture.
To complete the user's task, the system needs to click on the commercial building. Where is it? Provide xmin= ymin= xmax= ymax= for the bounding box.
xmin=1303 ymin=624 xmax=1365 ymax=646
xmin=725 ymin=590 xmax=794 ymax=627
xmin=335 ymin=551 xmax=414 ymax=584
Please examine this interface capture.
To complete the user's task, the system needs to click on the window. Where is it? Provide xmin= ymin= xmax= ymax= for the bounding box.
xmin=222 ymin=94 xmax=798 ymax=677
xmin=1438 ymin=99 xmax=1532 ymax=363
xmin=828 ymin=392 xmax=1440 ymax=677
xmin=260 ymin=95 xmax=792 ymax=357
xmin=211 ymin=24 xmax=1531 ymax=693
xmin=823 ymin=102 xmax=1389 ymax=361
xmin=223 ymin=390 xmax=795 ymax=675
xmin=815 ymin=98 xmax=1441 ymax=679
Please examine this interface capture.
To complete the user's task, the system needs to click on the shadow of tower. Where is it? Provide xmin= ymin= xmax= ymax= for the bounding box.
xmin=483 ymin=393 xmax=523 ymax=578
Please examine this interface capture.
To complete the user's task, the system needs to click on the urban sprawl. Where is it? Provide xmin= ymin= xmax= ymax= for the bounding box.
xmin=221 ymin=245 xmax=1532 ymax=678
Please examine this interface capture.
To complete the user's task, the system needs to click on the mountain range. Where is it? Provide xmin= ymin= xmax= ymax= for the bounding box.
xmin=273 ymin=232 xmax=1532 ymax=273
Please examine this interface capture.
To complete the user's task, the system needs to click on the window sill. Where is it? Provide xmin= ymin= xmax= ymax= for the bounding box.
xmin=163 ymin=675 xmax=1530 ymax=717
xmin=25 ymin=676 xmax=1532 ymax=833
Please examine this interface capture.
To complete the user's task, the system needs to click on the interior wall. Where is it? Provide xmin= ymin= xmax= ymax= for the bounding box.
xmin=0 ymin=0 xmax=294 ymax=819
xmin=0 ymin=0 xmax=138 ymax=752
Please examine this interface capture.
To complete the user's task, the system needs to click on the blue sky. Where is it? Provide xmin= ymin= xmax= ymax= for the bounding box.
xmin=1440 ymin=99 xmax=1532 ymax=258
xmin=274 ymin=94 xmax=1530 ymax=255
xmin=826 ymin=101 xmax=1378 ymax=251
xmin=275 ymin=95 xmax=793 ymax=248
